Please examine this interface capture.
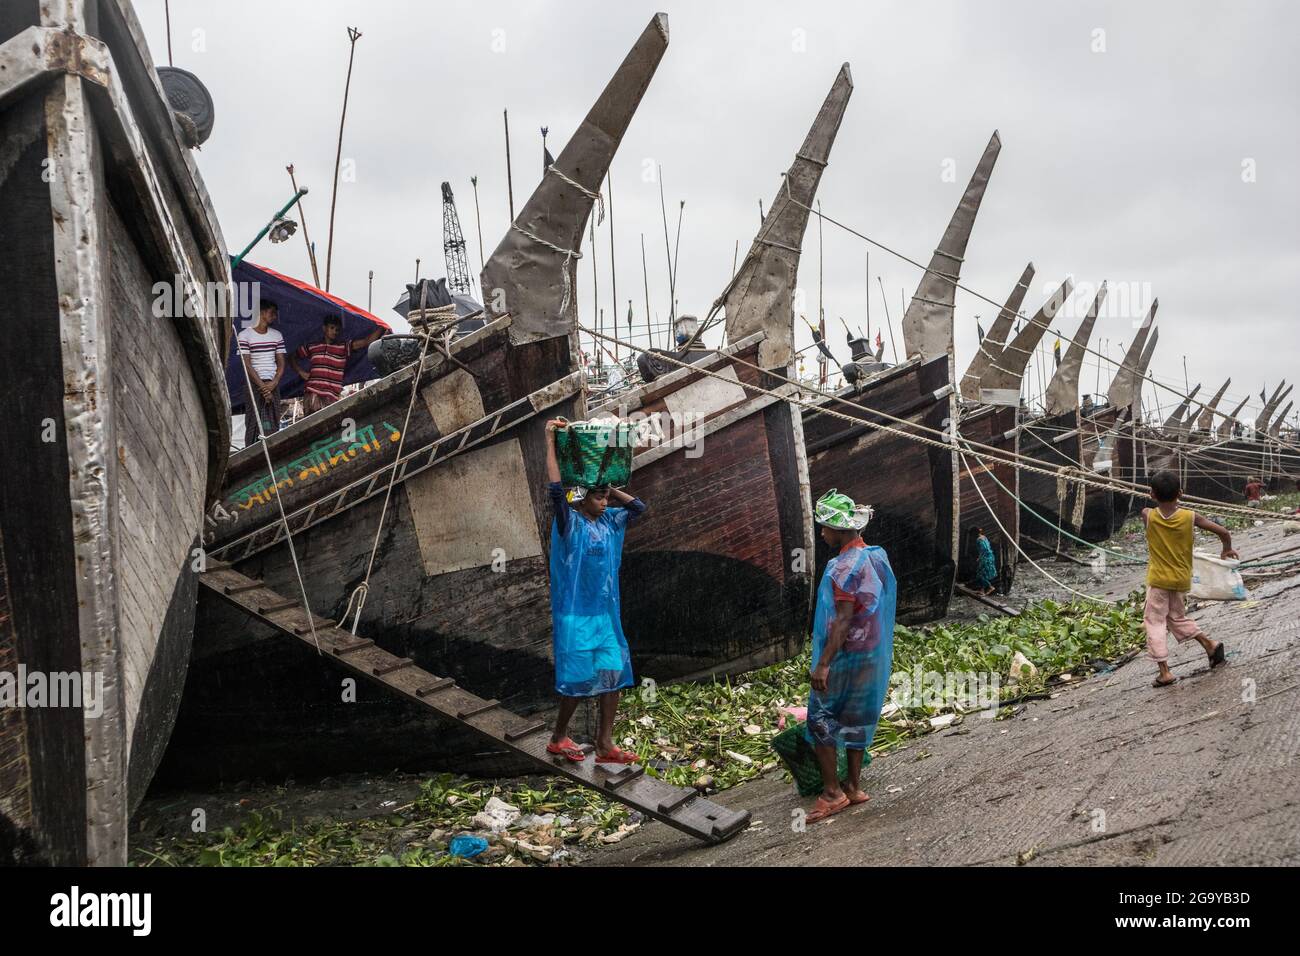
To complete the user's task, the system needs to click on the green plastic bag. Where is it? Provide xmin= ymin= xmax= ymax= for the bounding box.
xmin=770 ymin=721 xmax=870 ymax=797
xmin=554 ymin=421 xmax=633 ymax=488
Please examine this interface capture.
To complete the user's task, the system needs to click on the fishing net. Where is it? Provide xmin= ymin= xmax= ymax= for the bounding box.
xmin=554 ymin=421 xmax=633 ymax=488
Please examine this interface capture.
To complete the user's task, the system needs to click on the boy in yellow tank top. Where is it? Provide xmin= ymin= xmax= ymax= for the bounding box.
xmin=1142 ymin=470 xmax=1237 ymax=688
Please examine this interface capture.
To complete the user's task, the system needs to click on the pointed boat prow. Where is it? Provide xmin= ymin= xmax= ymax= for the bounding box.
xmin=722 ymin=62 xmax=854 ymax=371
xmin=480 ymin=13 xmax=670 ymax=344
xmin=902 ymin=130 xmax=1001 ymax=363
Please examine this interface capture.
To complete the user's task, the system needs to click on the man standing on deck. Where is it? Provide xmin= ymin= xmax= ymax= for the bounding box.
xmin=290 ymin=314 xmax=383 ymax=414
xmin=804 ymin=490 xmax=897 ymax=822
xmin=238 ymin=299 xmax=286 ymax=447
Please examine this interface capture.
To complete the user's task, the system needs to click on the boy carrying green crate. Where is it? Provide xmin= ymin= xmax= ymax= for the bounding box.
xmin=542 ymin=418 xmax=646 ymax=765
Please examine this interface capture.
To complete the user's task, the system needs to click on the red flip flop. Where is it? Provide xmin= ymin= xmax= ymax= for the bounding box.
xmin=595 ymin=747 xmax=640 ymax=765
xmin=806 ymin=793 xmax=851 ymax=822
xmin=546 ymin=737 xmax=585 ymax=762
xmin=843 ymin=789 xmax=870 ymax=805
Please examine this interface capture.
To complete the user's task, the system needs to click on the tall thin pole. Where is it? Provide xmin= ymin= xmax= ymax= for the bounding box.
xmin=286 ymin=164 xmax=320 ymax=288
xmin=608 ymin=171 xmax=618 ymax=362
xmin=817 ymin=200 xmax=824 ymax=328
xmin=367 ymin=270 xmax=373 ymax=312
xmin=164 ymin=0 xmax=174 ymax=66
xmin=877 ymin=277 xmax=899 ymax=363
xmin=732 ymin=239 xmax=740 ymax=279
xmin=865 ymin=250 xmax=870 ymax=340
xmin=657 ymin=165 xmax=673 ymax=347
xmin=1183 ymin=355 xmax=1190 ymax=395
xmin=672 ymin=200 xmax=685 ymax=335
xmin=590 ymin=218 xmax=599 ymax=368
xmin=503 ymin=110 xmax=515 ymax=223
xmin=640 ymin=232 xmax=651 ymax=346
xmin=470 ymin=176 xmax=485 ymax=273
xmin=326 ymin=27 xmax=363 ymax=292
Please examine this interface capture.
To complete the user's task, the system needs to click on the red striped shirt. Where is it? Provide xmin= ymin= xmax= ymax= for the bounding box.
xmin=297 ymin=342 xmax=349 ymax=399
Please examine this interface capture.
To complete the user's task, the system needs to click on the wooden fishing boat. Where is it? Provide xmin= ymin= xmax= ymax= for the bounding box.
xmin=1080 ymin=302 xmax=1158 ymax=534
xmin=958 ymin=274 xmax=1074 ymax=589
xmin=598 ymin=63 xmax=854 ymax=672
xmin=800 ymin=132 xmax=1003 ymax=623
xmin=160 ymin=15 xmax=670 ymax=783
xmin=1015 ymin=284 xmax=1106 ymax=555
xmin=0 ymin=0 xmax=231 ymax=864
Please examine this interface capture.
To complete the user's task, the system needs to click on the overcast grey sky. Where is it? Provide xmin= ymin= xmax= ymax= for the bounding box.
xmin=140 ymin=0 xmax=1298 ymax=423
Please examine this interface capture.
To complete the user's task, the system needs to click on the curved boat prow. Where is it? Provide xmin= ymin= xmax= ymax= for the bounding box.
xmin=1106 ymin=300 xmax=1157 ymax=409
xmin=959 ymin=261 xmax=1034 ymax=401
xmin=721 ymin=63 xmax=854 ymax=371
xmin=481 ymin=13 xmax=670 ymax=344
xmin=902 ymin=131 xmax=1002 ymax=363
xmin=1045 ymin=282 xmax=1107 ymax=415
xmin=978 ymin=277 xmax=1074 ymax=405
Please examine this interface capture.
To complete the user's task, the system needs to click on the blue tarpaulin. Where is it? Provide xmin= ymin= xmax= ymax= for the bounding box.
xmin=225 ymin=260 xmax=390 ymax=412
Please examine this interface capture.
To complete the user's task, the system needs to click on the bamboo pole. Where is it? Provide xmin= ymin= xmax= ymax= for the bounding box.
xmin=503 ymin=110 xmax=515 ymax=223
xmin=608 ymin=171 xmax=618 ymax=362
xmin=657 ymin=165 xmax=673 ymax=347
xmin=286 ymin=164 xmax=321 ymax=287
xmin=641 ymin=232 xmax=652 ymax=346
xmin=877 ymin=276 xmax=899 ymax=363
xmin=470 ymin=176 xmax=485 ymax=273
xmin=325 ymin=26 xmax=362 ymax=293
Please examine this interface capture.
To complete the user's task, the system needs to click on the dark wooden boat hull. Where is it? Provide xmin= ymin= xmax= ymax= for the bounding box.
xmin=801 ymin=356 xmax=957 ymax=624
xmin=1016 ymin=409 xmax=1083 ymax=554
xmin=957 ymin=405 xmax=1018 ymax=592
xmin=0 ymin=1 xmax=230 ymax=865
xmin=162 ymin=336 xmax=814 ymax=782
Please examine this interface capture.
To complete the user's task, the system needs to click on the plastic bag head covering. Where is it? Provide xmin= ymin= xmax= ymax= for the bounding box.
xmin=815 ymin=488 xmax=874 ymax=530
xmin=805 ymin=543 xmax=896 ymax=752
xmin=549 ymin=500 xmax=636 ymax=697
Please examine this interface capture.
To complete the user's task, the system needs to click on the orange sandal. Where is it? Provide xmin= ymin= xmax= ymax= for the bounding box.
xmin=843 ymin=788 xmax=870 ymax=805
xmin=546 ymin=737 xmax=585 ymax=762
xmin=595 ymin=747 xmax=640 ymax=765
xmin=805 ymin=793 xmax=850 ymax=822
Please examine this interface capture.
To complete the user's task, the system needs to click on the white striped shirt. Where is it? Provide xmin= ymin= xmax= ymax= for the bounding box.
xmin=238 ymin=326 xmax=286 ymax=381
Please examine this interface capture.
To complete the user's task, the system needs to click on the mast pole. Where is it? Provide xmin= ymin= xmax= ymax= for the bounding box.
xmin=658 ymin=165 xmax=673 ymax=347
xmin=877 ymin=277 xmax=899 ymax=364
xmin=641 ymin=232 xmax=652 ymax=346
xmin=325 ymin=26 xmax=363 ymax=293
xmin=470 ymin=176 xmax=485 ymax=273
xmin=286 ymin=164 xmax=321 ymax=287
xmin=608 ymin=171 xmax=618 ymax=362
xmin=503 ymin=110 xmax=515 ymax=222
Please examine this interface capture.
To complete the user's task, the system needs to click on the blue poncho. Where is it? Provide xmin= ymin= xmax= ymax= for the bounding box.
xmin=549 ymin=488 xmax=642 ymax=697
xmin=806 ymin=542 xmax=897 ymax=751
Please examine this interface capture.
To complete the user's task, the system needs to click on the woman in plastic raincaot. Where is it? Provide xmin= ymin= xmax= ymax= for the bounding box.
xmin=804 ymin=489 xmax=897 ymax=822
xmin=972 ymin=526 xmax=998 ymax=595
xmin=542 ymin=418 xmax=646 ymax=765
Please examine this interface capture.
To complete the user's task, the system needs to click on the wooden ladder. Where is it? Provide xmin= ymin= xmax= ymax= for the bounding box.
xmin=197 ymin=565 xmax=752 ymax=845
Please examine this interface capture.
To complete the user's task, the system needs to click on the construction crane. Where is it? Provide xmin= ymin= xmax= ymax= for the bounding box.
xmin=441 ymin=181 xmax=473 ymax=296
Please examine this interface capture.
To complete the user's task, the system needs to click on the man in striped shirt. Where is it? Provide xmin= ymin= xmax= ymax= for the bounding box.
xmin=238 ymin=300 xmax=287 ymax=446
xmin=290 ymin=314 xmax=383 ymax=413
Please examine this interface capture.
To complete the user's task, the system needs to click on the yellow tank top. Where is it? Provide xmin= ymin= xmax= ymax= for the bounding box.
xmin=1146 ymin=507 xmax=1194 ymax=591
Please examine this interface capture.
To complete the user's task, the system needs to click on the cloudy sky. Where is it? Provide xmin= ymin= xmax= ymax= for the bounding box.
xmin=139 ymin=0 xmax=1298 ymax=425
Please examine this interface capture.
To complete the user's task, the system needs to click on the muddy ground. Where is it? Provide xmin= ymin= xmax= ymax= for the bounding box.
xmin=590 ymin=519 xmax=1300 ymax=866
xmin=132 ymin=518 xmax=1300 ymax=866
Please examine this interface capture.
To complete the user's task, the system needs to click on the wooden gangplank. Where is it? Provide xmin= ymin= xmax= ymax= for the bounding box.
xmin=197 ymin=565 xmax=751 ymax=845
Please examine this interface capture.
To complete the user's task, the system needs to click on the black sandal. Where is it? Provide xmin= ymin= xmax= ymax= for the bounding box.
xmin=1152 ymin=675 xmax=1178 ymax=688
xmin=1209 ymin=642 xmax=1226 ymax=668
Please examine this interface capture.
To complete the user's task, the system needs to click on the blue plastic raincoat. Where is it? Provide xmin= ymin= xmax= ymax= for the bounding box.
xmin=549 ymin=486 xmax=641 ymax=697
xmin=806 ymin=542 xmax=897 ymax=751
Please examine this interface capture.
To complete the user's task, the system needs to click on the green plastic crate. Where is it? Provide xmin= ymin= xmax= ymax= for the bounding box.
xmin=554 ymin=421 xmax=633 ymax=488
